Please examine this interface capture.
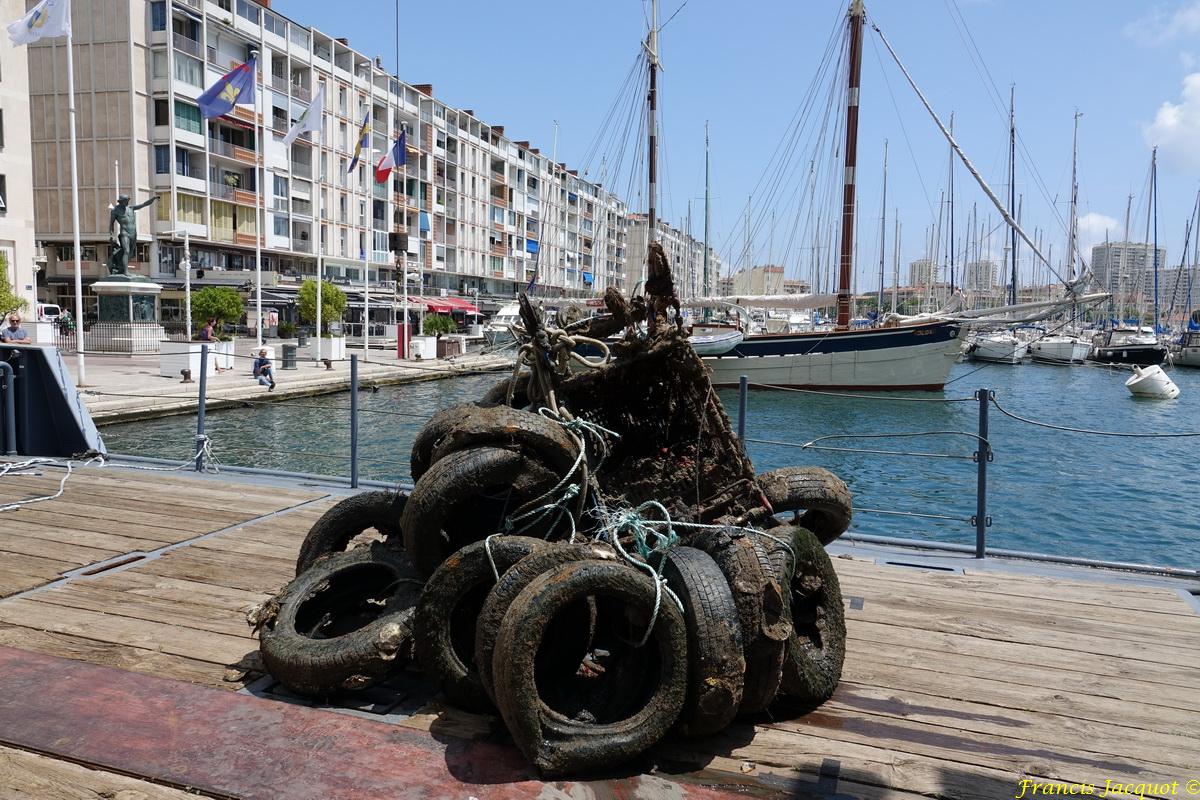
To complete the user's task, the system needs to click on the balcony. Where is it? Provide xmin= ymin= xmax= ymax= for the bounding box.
xmin=208 ymin=138 xmax=259 ymax=164
xmin=291 ymin=83 xmax=311 ymax=103
xmin=235 ymin=232 xmax=263 ymax=247
xmin=271 ymin=74 xmax=288 ymax=93
xmin=209 ymin=181 xmax=258 ymax=207
xmin=293 ymin=239 xmax=312 ymax=253
xmin=292 ymin=161 xmax=312 ymax=179
xmin=172 ymin=33 xmax=202 ymax=58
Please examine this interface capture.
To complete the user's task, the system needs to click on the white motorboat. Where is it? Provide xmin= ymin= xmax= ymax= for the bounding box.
xmin=1029 ymin=335 xmax=1090 ymax=365
xmin=688 ymin=325 xmax=744 ymax=356
xmin=1171 ymin=328 xmax=1200 ymax=367
xmin=483 ymin=303 xmax=521 ymax=347
xmin=968 ymin=332 xmax=1027 ymax=364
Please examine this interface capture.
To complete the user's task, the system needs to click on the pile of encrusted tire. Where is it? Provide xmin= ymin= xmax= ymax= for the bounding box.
xmin=251 ymin=400 xmax=853 ymax=778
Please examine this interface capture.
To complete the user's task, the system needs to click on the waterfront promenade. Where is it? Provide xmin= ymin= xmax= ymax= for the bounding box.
xmin=67 ymin=348 xmax=515 ymax=423
xmin=0 ymin=462 xmax=1195 ymax=798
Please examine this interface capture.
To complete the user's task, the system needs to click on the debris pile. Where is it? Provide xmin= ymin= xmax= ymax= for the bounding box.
xmin=251 ymin=269 xmax=853 ymax=777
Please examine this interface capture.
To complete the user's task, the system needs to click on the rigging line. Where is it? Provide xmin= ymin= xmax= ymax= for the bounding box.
xmin=604 ymin=56 xmax=647 ymax=192
xmin=659 ymin=0 xmax=688 ymax=32
xmin=871 ymin=20 xmax=1068 ymax=287
xmin=991 ymin=396 xmax=1200 ymax=438
xmin=578 ymin=51 xmax=645 ymax=174
xmin=867 ymin=33 xmax=936 ymax=221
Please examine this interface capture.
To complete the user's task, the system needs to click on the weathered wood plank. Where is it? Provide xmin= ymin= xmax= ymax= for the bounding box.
xmin=0 ymin=745 xmax=203 ymax=800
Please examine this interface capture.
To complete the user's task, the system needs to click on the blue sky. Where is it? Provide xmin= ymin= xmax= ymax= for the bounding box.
xmin=290 ymin=0 xmax=1200 ymax=288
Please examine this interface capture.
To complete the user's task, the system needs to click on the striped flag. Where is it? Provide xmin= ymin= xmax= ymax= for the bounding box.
xmin=374 ymin=131 xmax=406 ymax=184
xmin=348 ymin=111 xmax=371 ymax=173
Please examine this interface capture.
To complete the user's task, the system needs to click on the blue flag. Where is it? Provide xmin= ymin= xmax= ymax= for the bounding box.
xmin=198 ymin=56 xmax=257 ymax=119
xmin=348 ymin=112 xmax=371 ymax=173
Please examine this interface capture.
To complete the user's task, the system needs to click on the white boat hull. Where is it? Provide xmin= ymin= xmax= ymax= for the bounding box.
xmin=970 ymin=336 xmax=1027 ymax=364
xmin=689 ymin=327 xmax=744 ymax=356
xmin=703 ymin=321 xmax=962 ymax=390
xmin=1029 ymin=338 xmax=1090 ymax=365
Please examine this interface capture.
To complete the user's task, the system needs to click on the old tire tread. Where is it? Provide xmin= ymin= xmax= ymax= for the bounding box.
xmin=779 ymin=525 xmax=846 ymax=708
xmin=757 ymin=467 xmax=853 ymax=545
xmin=295 ymin=490 xmax=407 ymax=576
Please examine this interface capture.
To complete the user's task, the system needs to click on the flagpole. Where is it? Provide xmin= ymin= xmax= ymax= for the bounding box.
xmin=251 ymin=48 xmax=263 ymax=349
xmin=361 ymin=103 xmax=370 ymax=363
xmin=396 ymin=0 xmax=408 ymax=360
xmin=315 ymin=108 xmax=324 ymax=363
xmin=66 ymin=27 xmax=85 ymax=383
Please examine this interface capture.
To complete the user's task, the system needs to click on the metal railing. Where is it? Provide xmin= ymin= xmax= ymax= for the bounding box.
xmin=172 ymin=33 xmax=202 ymax=58
xmin=55 ymin=321 xmax=189 ymax=354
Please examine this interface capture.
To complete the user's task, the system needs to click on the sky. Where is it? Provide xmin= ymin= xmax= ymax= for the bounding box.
xmin=288 ymin=0 xmax=1200 ymax=289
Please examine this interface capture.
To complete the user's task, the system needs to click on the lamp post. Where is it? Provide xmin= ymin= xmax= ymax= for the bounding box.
xmin=164 ymin=229 xmax=192 ymax=336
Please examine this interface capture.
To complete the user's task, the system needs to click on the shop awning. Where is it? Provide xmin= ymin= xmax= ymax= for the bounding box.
xmin=422 ymin=295 xmax=481 ymax=315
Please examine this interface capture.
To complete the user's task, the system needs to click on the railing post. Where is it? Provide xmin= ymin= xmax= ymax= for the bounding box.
xmin=195 ymin=345 xmax=208 ymax=472
xmin=972 ymin=387 xmax=991 ymax=558
xmin=350 ymin=353 xmax=359 ymax=488
xmin=737 ymin=375 xmax=748 ymax=440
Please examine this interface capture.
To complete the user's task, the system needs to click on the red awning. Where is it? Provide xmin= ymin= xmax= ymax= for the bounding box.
xmin=423 ymin=296 xmax=481 ymax=315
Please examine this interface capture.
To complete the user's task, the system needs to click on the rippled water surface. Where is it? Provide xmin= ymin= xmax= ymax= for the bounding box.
xmin=101 ymin=362 xmax=1200 ymax=568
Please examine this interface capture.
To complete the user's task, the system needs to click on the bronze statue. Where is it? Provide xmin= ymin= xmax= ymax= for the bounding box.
xmin=107 ymin=194 xmax=158 ymax=276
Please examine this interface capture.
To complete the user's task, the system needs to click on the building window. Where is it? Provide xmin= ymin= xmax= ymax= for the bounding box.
xmin=176 ymin=148 xmax=196 ymax=178
xmin=289 ymin=26 xmax=310 ymax=50
xmin=273 ymin=175 xmax=288 ymax=198
xmin=173 ymin=53 xmax=202 ymax=87
xmin=154 ymin=99 xmax=169 ymax=126
xmin=154 ymin=145 xmax=170 ymax=174
xmin=152 ymin=51 xmax=166 ymax=78
xmin=338 ymin=87 xmax=347 ymax=115
xmin=273 ymin=214 xmax=288 ymax=236
xmin=150 ymin=1 xmax=166 ymax=31
xmin=235 ymin=0 xmax=259 ymax=24
xmin=174 ymin=100 xmax=201 ymax=134
xmin=0 ymin=175 xmax=6 ymax=215
xmin=177 ymin=193 xmax=204 ymax=224
xmin=264 ymin=11 xmax=286 ymax=38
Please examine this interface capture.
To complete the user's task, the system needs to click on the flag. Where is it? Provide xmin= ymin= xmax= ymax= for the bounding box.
xmin=282 ymin=83 xmax=324 ymax=147
xmin=7 ymin=0 xmax=70 ymax=45
xmin=348 ymin=111 xmax=371 ymax=173
xmin=374 ymin=131 xmax=406 ymax=184
xmin=197 ymin=56 xmax=257 ymax=119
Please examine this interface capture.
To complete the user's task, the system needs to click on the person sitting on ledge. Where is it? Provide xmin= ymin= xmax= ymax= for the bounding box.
xmin=0 ymin=314 xmax=31 ymax=344
xmin=252 ymin=348 xmax=276 ymax=391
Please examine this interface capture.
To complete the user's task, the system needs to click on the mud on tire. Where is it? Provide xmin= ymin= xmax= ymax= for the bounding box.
xmin=491 ymin=560 xmax=688 ymax=777
xmin=295 ymin=490 xmax=407 ymax=576
xmin=414 ymin=536 xmax=547 ymax=712
xmin=258 ymin=542 xmax=423 ymax=697
xmin=474 ymin=541 xmax=618 ymax=704
xmin=778 ymin=525 xmax=845 ymax=709
xmin=756 ymin=466 xmax=853 ymax=545
xmin=410 ymin=405 xmax=481 ymax=483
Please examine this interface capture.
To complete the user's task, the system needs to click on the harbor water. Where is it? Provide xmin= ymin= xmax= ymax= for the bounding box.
xmin=101 ymin=361 xmax=1200 ymax=569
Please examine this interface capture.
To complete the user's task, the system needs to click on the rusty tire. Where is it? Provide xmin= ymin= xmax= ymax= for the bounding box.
xmin=414 ymin=536 xmax=547 ymax=712
xmin=258 ymin=542 xmax=423 ymax=698
xmin=778 ymin=525 xmax=846 ymax=709
xmin=410 ymin=405 xmax=481 ymax=482
xmin=656 ymin=546 xmax=745 ymax=737
xmin=689 ymin=527 xmax=788 ymax=715
xmin=479 ymin=374 xmax=531 ymax=408
xmin=491 ymin=560 xmax=688 ymax=777
xmin=401 ymin=446 xmax=560 ymax=577
xmin=474 ymin=541 xmax=618 ymax=704
xmin=756 ymin=467 xmax=853 ymax=545
xmin=295 ymin=490 xmax=407 ymax=576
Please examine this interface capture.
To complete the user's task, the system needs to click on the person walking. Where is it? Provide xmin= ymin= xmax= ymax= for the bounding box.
xmin=0 ymin=314 xmax=31 ymax=344
xmin=252 ymin=348 xmax=276 ymax=391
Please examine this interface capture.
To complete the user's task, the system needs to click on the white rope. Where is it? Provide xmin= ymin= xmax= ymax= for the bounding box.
xmin=0 ymin=457 xmax=101 ymax=513
xmin=105 ymin=436 xmax=221 ymax=474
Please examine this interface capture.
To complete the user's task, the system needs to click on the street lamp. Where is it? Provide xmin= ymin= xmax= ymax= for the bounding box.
xmin=163 ymin=229 xmax=192 ymax=337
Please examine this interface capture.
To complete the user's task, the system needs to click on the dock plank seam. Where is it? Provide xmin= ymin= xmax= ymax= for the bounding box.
xmin=0 ymin=494 xmax=334 ymax=603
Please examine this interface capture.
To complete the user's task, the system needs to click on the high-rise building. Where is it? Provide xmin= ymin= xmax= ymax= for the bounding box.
xmin=729 ymin=264 xmax=784 ymax=296
xmin=961 ymin=260 xmax=997 ymax=292
xmin=1090 ymin=242 xmax=1167 ymax=305
xmin=28 ymin=0 xmax=631 ymax=326
xmin=908 ymin=258 xmax=937 ymax=287
xmin=626 ymin=214 xmax=720 ymax=299
xmin=0 ymin=0 xmax=38 ymax=310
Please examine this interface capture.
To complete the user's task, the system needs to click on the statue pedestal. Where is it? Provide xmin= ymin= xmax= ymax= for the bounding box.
xmin=89 ymin=278 xmax=165 ymax=355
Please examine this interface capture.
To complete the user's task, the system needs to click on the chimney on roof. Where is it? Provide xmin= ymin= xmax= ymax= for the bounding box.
xmin=414 ymin=84 xmax=434 ymax=96
xmin=516 ymin=140 xmax=530 ymax=148
xmin=336 ymin=37 xmax=348 ymax=46
xmin=493 ymin=126 xmax=504 ymax=137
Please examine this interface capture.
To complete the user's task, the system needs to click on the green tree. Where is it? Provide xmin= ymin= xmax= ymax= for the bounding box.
xmin=191 ymin=287 xmax=244 ymax=334
xmin=0 ymin=253 xmax=29 ymax=316
xmin=422 ymin=313 xmax=457 ymax=335
xmin=297 ymin=279 xmax=347 ymax=334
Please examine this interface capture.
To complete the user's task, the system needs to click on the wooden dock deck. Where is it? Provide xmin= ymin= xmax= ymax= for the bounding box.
xmin=0 ymin=463 xmax=1196 ymax=799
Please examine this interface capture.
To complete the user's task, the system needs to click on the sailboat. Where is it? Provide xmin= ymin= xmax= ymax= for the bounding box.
xmin=1030 ymin=112 xmax=1091 ymax=365
xmin=698 ymin=1 xmax=963 ymax=391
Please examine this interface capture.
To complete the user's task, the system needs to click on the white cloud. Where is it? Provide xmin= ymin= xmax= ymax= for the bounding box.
xmin=1144 ymin=72 xmax=1200 ymax=174
xmin=1077 ymin=212 xmax=1120 ymax=262
xmin=1125 ymin=1 xmax=1200 ymax=45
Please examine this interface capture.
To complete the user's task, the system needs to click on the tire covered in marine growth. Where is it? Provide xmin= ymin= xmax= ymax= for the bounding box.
xmin=295 ymin=490 xmax=407 ymax=576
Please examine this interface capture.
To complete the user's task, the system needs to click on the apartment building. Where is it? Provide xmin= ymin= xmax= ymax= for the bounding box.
xmin=1090 ymin=241 xmax=1168 ymax=305
xmin=729 ymin=264 xmax=784 ymax=296
xmin=961 ymin=260 xmax=997 ymax=292
xmin=0 ymin=0 xmax=41 ymax=309
xmin=626 ymin=214 xmax=720 ymax=299
xmin=28 ymin=0 xmax=630 ymax=322
xmin=907 ymin=258 xmax=938 ymax=288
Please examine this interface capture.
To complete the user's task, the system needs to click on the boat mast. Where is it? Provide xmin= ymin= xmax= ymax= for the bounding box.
xmin=948 ymin=113 xmax=956 ymax=295
xmin=646 ymin=0 xmax=659 ymax=247
xmin=1152 ymin=147 xmax=1160 ymax=334
xmin=836 ymin=0 xmax=866 ymax=330
xmin=891 ymin=212 xmax=900 ymax=314
xmin=1119 ymin=194 xmax=1132 ymax=324
xmin=1068 ymin=111 xmax=1080 ymax=280
xmin=703 ymin=120 xmax=710 ymax=297
xmin=1008 ymin=87 xmax=1018 ymax=307
xmin=877 ymin=139 xmax=887 ymax=318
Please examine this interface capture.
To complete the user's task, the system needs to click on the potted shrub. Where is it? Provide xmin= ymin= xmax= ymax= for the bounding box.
xmin=298 ymin=279 xmax=347 ymax=360
xmin=160 ymin=286 xmax=242 ymax=376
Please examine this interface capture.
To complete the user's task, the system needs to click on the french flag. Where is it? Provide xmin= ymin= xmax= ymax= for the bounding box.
xmin=375 ymin=131 xmax=406 ymax=184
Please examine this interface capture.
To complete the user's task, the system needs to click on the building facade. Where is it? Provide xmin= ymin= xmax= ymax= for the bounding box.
xmin=907 ymin=258 xmax=937 ymax=288
xmin=1 ymin=0 xmax=39 ymax=310
xmin=961 ymin=260 xmax=997 ymax=292
xmin=626 ymin=214 xmax=720 ymax=299
xmin=729 ymin=264 xmax=784 ymax=296
xmin=29 ymin=0 xmax=631 ymax=326
xmin=1090 ymin=241 xmax=1168 ymax=307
